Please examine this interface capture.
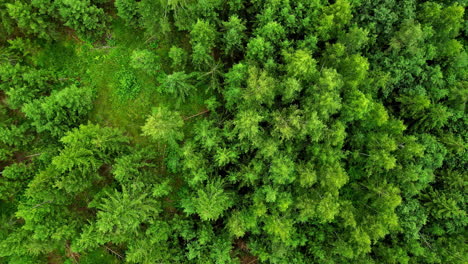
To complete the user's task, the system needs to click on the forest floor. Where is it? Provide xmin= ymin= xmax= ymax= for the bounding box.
xmin=33 ymin=19 xmax=207 ymax=144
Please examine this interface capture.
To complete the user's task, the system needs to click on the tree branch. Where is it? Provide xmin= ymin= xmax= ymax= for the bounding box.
xmin=104 ymin=245 xmax=124 ymax=260
xmin=184 ymin=109 xmax=210 ymax=120
xmin=25 ymin=153 xmax=43 ymax=158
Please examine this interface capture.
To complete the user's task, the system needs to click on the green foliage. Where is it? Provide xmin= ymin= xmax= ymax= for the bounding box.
xmin=129 ymin=49 xmax=160 ymax=74
xmin=76 ymin=186 xmax=159 ymax=250
xmin=1 ymin=0 xmax=467 ymax=263
xmin=0 ymin=163 xmax=33 ymax=200
xmin=57 ymin=0 xmax=107 ymax=40
xmin=51 ymin=123 xmax=129 ymax=193
xmin=0 ymin=63 xmax=57 ymax=109
xmin=158 ymin=71 xmax=196 ymax=106
xmin=115 ymin=70 xmax=141 ymax=100
xmin=195 ymin=180 xmax=233 ymax=221
xmin=141 ymin=106 xmax=184 ymax=145
xmin=115 ymin=0 xmax=140 ymax=26
xmin=168 ymin=46 xmax=188 ymax=70
xmin=222 ymin=15 xmax=246 ymax=56
xmin=5 ymin=1 xmax=56 ymax=39
xmin=22 ymin=85 xmax=95 ymax=137
xmin=190 ymin=19 xmax=216 ymax=69
xmin=79 ymin=248 xmax=119 ymax=264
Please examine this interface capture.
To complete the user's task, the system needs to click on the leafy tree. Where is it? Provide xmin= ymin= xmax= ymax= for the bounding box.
xmin=0 ymin=63 xmax=57 ymax=109
xmin=1 ymin=0 xmax=467 ymax=263
xmin=246 ymin=36 xmax=273 ymax=64
xmin=190 ymin=19 xmax=216 ymax=69
xmin=5 ymin=1 xmax=56 ymax=39
xmin=158 ymin=71 xmax=196 ymax=105
xmin=141 ymin=106 xmax=184 ymax=145
xmin=222 ymin=15 xmax=246 ymax=56
xmin=75 ymin=186 xmax=159 ymax=250
xmin=182 ymin=180 xmax=234 ymax=221
xmin=0 ymin=162 xmax=33 ymax=200
xmin=233 ymin=108 xmax=264 ymax=142
xmin=243 ymin=66 xmax=276 ymax=106
xmin=51 ymin=123 xmax=129 ymax=194
xmin=22 ymin=85 xmax=94 ymax=137
xmin=130 ymin=49 xmax=160 ymax=74
xmin=115 ymin=0 xmax=140 ymax=26
xmin=57 ymin=0 xmax=107 ymax=39
xmin=168 ymin=46 xmax=188 ymax=70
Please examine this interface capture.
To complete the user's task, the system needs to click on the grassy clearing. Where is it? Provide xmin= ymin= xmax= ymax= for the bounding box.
xmin=34 ymin=19 xmax=208 ymax=143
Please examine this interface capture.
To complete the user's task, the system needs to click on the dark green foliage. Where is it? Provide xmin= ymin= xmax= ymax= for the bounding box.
xmin=0 ymin=0 xmax=467 ymax=263
xmin=223 ymin=15 xmax=247 ymax=56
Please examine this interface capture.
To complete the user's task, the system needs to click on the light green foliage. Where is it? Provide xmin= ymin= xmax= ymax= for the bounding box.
xmin=129 ymin=49 xmax=160 ymax=74
xmin=317 ymin=0 xmax=352 ymax=40
xmin=244 ymin=66 xmax=276 ymax=105
xmin=76 ymin=186 xmax=159 ymax=250
xmin=339 ymin=26 xmax=369 ymax=53
xmin=193 ymin=180 xmax=233 ymax=221
xmin=112 ymin=147 xmax=157 ymax=185
xmin=269 ymin=155 xmax=295 ymax=184
xmin=307 ymin=68 xmax=343 ymax=119
xmin=141 ymin=106 xmax=184 ymax=144
xmin=246 ymin=36 xmax=273 ymax=63
xmin=390 ymin=20 xmax=425 ymax=55
xmin=284 ymin=49 xmax=317 ymax=81
xmin=233 ymin=109 xmax=264 ymax=142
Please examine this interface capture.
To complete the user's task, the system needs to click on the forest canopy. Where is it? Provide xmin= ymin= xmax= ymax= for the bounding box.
xmin=0 ymin=0 xmax=467 ymax=263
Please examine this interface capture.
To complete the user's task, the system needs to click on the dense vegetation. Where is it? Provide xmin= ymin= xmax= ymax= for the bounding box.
xmin=0 ymin=0 xmax=467 ymax=263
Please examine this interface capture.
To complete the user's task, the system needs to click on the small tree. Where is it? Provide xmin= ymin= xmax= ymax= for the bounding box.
xmin=222 ymin=15 xmax=246 ymax=56
xmin=159 ymin=71 xmax=196 ymax=106
xmin=115 ymin=0 xmax=140 ymax=26
xmin=168 ymin=46 xmax=188 ymax=70
xmin=22 ymin=85 xmax=94 ymax=137
xmin=190 ymin=19 xmax=216 ymax=69
xmin=190 ymin=180 xmax=234 ymax=221
xmin=130 ymin=49 xmax=160 ymax=75
xmin=57 ymin=0 xmax=107 ymax=40
xmin=141 ymin=106 xmax=184 ymax=145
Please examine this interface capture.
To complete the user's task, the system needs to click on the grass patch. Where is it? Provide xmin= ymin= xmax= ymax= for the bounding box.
xmin=33 ymin=18 xmax=209 ymax=143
